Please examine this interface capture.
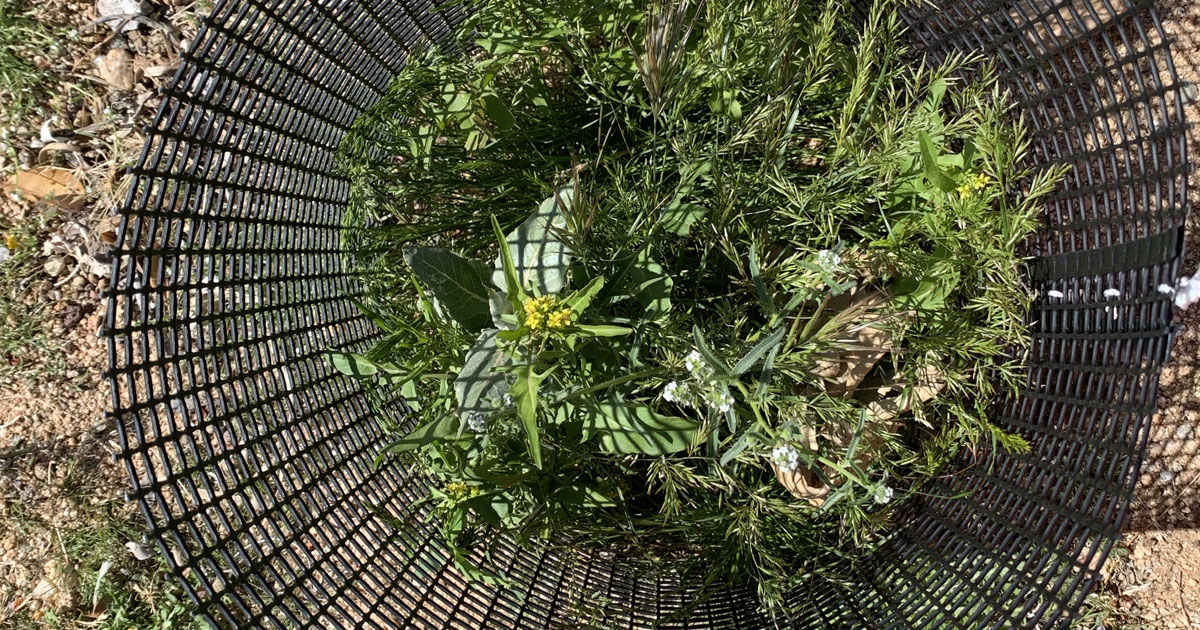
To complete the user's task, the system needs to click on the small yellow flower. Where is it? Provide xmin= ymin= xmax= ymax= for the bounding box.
xmin=972 ymin=172 xmax=989 ymax=191
xmin=4 ymin=234 xmax=17 ymax=251
xmin=523 ymin=295 xmax=560 ymax=332
xmin=957 ymin=183 xmax=973 ymax=198
xmin=445 ymin=481 xmax=476 ymax=501
xmin=547 ymin=308 xmax=572 ymax=329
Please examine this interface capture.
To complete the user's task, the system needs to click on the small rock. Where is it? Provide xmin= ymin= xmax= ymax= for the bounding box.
xmin=43 ymin=256 xmax=67 ymax=277
xmin=125 ymin=541 xmax=155 ymax=560
xmin=1183 ymin=83 xmax=1199 ymax=105
xmin=94 ymin=49 xmax=136 ymax=91
xmin=96 ymin=0 xmax=146 ymax=32
xmin=1159 ymin=470 xmax=1176 ymax=483
xmin=1174 ymin=423 xmax=1193 ymax=440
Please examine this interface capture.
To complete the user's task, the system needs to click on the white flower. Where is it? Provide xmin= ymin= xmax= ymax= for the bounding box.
xmin=1176 ymin=274 xmax=1200 ymax=309
xmin=771 ymin=444 xmax=800 ymax=473
xmin=663 ymin=380 xmax=682 ymax=403
xmin=706 ymin=389 xmax=733 ymax=413
xmin=466 ymin=412 xmax=487 ymax=433
xmin=684 ymin=350 xmax=705 ymax=375
xmin=1046 ymin=289 xmax=1065 ymax=299
xmin=874 ymin=485 xmax=894 ymax=505
xmin=1103 ymin=288 xmax=1121 ymax=298
xmin=816 ymin=249 xmax=841 ymax=270
xmin=1157 ymin=283 xmax=1175 ymax=295
xmin=502 ymin=393 xmax=514 ymax=407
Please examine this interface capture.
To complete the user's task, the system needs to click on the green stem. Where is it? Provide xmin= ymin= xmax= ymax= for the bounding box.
xmin=553 ymin=367 xmax=664 ymax=404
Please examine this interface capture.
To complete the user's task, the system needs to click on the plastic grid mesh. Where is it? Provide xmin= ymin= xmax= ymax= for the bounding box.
xmin=103 ymin=0 xmax=1190 ymax=627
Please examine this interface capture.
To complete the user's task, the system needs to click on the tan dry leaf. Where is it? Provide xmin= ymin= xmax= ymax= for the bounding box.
xmin=774 ymin=464 xmax=829 ymax=506
xmin=6 ymin=167 xmax=87 ymax=210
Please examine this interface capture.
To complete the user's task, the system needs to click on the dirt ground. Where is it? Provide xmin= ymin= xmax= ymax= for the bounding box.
xmin=0 ymin=1 xmax=207 ymax=627
xmin=0 ymin=1 xmax=1195 ymax=629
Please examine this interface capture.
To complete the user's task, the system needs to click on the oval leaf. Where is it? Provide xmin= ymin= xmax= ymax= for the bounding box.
xmin=404 ymin=245 xmax=493 ymax=332
xmin=492 ymin=190 xmax=573 ymax=295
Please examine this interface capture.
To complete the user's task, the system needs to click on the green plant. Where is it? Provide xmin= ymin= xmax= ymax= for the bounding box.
xmin=333 ymin=0 xmax=1064 ymax=610
xmin=0 ymin=0 xmax=59 ymax=124
xmin=0 ymin=215 xmax=67 ymax=381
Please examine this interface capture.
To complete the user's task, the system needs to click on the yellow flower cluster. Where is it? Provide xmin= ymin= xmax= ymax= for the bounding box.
xmin=445 ymin=481 xmax=478 ymax=501
xmin=523 ymin=295 xmax=572 ymax=331
xmin=958 ymin=172 xmax=990 ymax=198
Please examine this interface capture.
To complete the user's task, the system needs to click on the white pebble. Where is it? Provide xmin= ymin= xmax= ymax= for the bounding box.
xmin=1103 ymin=288 xmax=1121 ymax=298
xmin=1046 ymin=290 xmax=1065 ymax=299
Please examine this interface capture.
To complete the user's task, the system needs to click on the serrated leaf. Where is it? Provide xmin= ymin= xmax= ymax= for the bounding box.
xmin=629 ymin=250 xmax=672 ymax=319
xmin=492 ymin=190 xmax=573 ymax=295
xmin=326 ymin=351 xmax=378 ymax=377
xmin=481 ymin=94 xmax=516 ymax=130
xmin=403 ymin=245 xmax=493 ymax=332
xmin=455 ymin=330 xmax=510 ymax=425
xmin=510 ymin=364 xmax=546 ymax=468
xmin=918 ymin=131 xmax=957 ymax=193
xmin=572 ymin=399 xmax=699 ymax=455
xmin=661 ymin=203 xmax=705 ymax=236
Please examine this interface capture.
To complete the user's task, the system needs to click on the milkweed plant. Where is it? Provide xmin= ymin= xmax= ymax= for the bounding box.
xmin=330 ymin=0 xmax=1065 ymax=608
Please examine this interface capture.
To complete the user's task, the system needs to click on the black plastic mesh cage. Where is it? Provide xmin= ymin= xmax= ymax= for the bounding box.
xmin=103 ymin=0 xmax=1191 ymax=627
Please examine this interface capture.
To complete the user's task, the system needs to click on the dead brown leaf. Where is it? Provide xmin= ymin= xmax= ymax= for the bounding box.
xmin=6 ymin=167 xmax=87 ymax=210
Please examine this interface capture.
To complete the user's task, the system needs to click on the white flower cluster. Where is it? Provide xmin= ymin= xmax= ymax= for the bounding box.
xmin=771 ymin=444 xmax=800 ymax=472
xmin=467 ymin=412 xmax=487 ymax=433
xmin=1175 ymin=274 xmax=1200 ymax=309
xmin=816 ymin=249 xmax=841 ymax=271
xmin=873 ymin=485 xmax=894 ymax=505
xmin=663 ymin=349 xmax=732 ymax=413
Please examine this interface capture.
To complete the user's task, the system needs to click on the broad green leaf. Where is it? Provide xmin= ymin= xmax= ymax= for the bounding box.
xmin=571 ymin=324 xmax=633 ymax=337
xmin=562 ymin=277 xmax=605 ymax=314
xmin=732 ymin=327 xmax=786 ymax=376
xmin=918 ymin=131 xmax=957 ymax=193
xmin=401 ymin=380 xmax=421 ymax=412
xmin=326 ymin=351 xmax=378 ymax=378
xmin=465 ymin=491 xmax=513 ymax=527
xmin=481 ymin=94 xmax=516 ymax=130
xmin=403 ymin=245 xmax=493 ymax=332
xmin=374 ymin=413 xmax=458 ymax=463
xmin=455 ymin=330 xmax=510 ymax=425
xmin=488 ymin=289 xmax=515 ymax=330
xmin=492 ymin=190 xmax=573 ymax=295
xmin=661 ymin=203 xmax=705 ymax=236
xmin=573 ymin=399 xmax=699 ymax=455
xmin=628 ymin=250 xmax=672 ymax=319
xmin=451 ymin=547 xmax=510 ymax=587
xmin=491 ymin=215 xmax=526 ymax=309
xmin=559 ymin=484 xmax=616 ymax=508
xmin=510 ymin=365 xmax=547 ymax=468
